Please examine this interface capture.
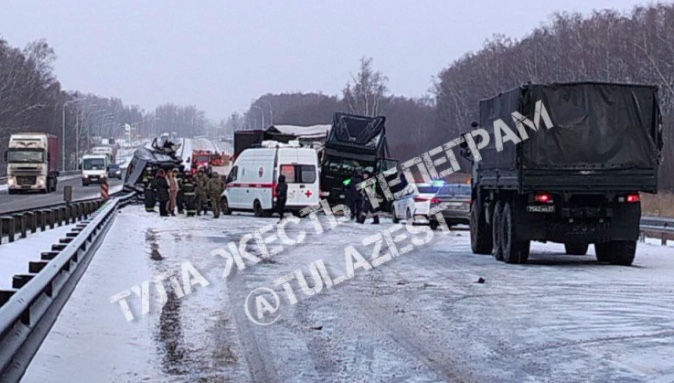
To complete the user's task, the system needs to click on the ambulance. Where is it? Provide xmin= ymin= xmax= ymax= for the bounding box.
xmin=221 ymin=141 xmax=320 ymax=216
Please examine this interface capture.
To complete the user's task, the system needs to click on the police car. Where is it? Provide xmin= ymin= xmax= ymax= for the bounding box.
xmin=391 ymin=180 xmax=446 ymax=230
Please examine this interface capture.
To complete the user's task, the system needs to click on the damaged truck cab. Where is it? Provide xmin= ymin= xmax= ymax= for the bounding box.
xmin=467 ymin=82 xmax=664 ymax=265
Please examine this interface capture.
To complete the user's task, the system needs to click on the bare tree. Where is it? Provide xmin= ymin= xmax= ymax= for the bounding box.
xmin=343 ymin=57 xmax=389 ymax=116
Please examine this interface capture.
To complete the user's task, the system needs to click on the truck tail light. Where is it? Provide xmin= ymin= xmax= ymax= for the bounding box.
xmin=534 ymin=193 xmax=553 ymax=203
xmin=272 ymin=182 xmax=277 ymax=198
xmin=626 ymin=194 xmax=640 ymax=203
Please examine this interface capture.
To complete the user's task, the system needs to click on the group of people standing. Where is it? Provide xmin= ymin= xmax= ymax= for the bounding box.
xmin=142 ymin=166 xmax=225 ymax=218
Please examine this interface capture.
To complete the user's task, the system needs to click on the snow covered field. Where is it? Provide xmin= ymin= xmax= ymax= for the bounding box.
xmin=22 ymin=204 xmax=674 ymax=383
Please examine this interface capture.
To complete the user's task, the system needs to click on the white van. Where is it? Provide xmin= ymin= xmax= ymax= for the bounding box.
xmin=221 ymin=143 xmax=320 ymax=216
xmin=80 ymin=154 xmax=109 ymax=186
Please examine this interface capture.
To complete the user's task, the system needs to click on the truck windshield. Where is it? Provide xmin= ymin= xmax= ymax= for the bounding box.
xmin=7 ymin=150 xmax=44 ymax=163
xmin=83 ymin=159 xmax=106 ymax=170
xmin=324 ymin=159 xmax=373 ymax=175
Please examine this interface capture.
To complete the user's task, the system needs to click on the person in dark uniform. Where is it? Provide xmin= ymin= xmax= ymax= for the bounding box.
xmin=358 ymin=171 xmax=380 ymax=224
xmin=155 ymin=169 xmax=170 ymax=217
xmin=143 ymin=166 xmax=156 ymax=212
xmin=176 ymin=170 xmax=185 ymax=214
xmin=275 ymin=175 xmax=288 ymax=222
xmin=343 ymin=170 xmax=363 ymax=220
xmin=182 ymin=172 xmax=197 ymax=216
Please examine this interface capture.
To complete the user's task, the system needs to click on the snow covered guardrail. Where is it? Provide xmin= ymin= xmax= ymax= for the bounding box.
xmin=639 ymin=216 xmax=674 ymax=246
xmin=0 ymin=192 xmax=135 ymax=383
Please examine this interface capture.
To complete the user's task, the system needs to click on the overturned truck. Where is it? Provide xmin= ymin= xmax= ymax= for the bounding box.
xmin=124 ymin=137 xmax=184 ymax=193
xmin=320 ymin=113 xmax=400 ymax=211
xmin=466 ymin=82 xmax=664 ymax=265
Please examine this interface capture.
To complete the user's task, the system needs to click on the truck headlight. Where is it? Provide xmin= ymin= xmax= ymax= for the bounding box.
xmin=7 ymin=178 xmax=15 ymax=186
xmin=37 ymin=177 xmax=46 ymax=186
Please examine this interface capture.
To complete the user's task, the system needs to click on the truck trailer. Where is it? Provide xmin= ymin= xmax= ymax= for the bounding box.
xmin=4 ymin=133 xmax=60 ymax=194
xmin=466 ymin=82 xmax=664 ymax=266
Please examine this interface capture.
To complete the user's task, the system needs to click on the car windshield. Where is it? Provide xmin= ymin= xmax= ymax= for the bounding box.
xmin=438 ymin=184 xmax=471 ymax=196
xmin=416 ymin=185 xmax=441 ymax=194
xmin=83 ymin=159 xmax=106 ymax=170
xmin=6 ymin=150 xmax=44 ymax=163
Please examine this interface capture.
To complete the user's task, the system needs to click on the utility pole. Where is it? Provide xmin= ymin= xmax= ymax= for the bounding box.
xmin=251 ymin=105 xmax=265 ymax=129
xmin=62 ymin=98 xmax=85 ymax=171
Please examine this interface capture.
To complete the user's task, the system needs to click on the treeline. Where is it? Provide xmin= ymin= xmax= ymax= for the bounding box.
xmin=0 ymin=37 xmax=212 ymax=173
xmin=0 ymin=39 xmax=63 ymax=172
xmin=435 ymin=4 xmax=674 ymax=190
xmin=226 ymin=91 xmax=435 ymax=162
xmin=227 ymin=58 xmax=437 ymax=161
xmin=233 ymin=3 xmax=674 ymax=191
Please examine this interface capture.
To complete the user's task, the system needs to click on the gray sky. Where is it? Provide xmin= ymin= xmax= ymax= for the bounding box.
xmin=0 ymin=0 xmax=647 ymax=120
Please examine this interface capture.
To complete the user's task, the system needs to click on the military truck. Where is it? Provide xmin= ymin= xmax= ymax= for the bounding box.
xmin=465 ymin=82 xmax=664 ymax=266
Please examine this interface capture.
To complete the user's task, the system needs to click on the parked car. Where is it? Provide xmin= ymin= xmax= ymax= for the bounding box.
xmin=107 ymin=163 xmax=123 ymax=180
xmin=433 ymin=183 xmax=471 ymax=227
xmin=391 ymin=180 xmax=445 ymax=230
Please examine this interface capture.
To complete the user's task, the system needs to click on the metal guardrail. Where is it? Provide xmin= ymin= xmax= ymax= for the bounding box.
xmin=639 ymin=215 xmax=673 ymax=246
xmin=0 ymin=192 xmax=135 ymax=383
xmin=0 ymin=189 xmax=129 ymax=246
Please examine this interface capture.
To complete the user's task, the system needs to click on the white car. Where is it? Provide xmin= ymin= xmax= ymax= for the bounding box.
xmin=391 ymin=181 xmax=445 ymax=230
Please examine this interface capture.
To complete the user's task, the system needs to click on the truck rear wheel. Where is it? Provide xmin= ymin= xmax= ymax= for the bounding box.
xmin=470 ymin=201 xmax=493 ymax=255
xmin=492 ymin=201 xmax=504 ymax=261
xmin=565 ymin=243 xmax=589 ymax=256
xmin=595 ymin=240 xmax=636 ymax=266
xmin=501 ymin=202 xmax=530 ymax=264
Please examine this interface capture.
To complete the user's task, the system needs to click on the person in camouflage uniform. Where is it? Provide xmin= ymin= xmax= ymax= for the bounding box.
xmin=207 ymin=171 xmax=225 ymax=218
xmin=195 ymin=168 xmax=209 ymax=215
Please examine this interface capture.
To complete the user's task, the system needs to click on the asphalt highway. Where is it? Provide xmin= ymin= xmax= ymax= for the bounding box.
xmin=0 ymin=177 xmax=124 ymax=215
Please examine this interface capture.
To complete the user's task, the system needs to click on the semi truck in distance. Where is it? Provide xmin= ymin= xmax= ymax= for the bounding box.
xmin=4 ymin=133 xmax=60 ymax=194
xmin=466 ymin=82 xmax=664 ymax=266
xmin=91 ymin=145 xmax=116 ymax=163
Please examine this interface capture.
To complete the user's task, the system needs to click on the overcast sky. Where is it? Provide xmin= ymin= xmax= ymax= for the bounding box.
xmin=0 ymin=0 xmax=647 ymax=120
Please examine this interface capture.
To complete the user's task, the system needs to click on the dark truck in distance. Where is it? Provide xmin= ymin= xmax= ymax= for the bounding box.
xmin=466 ymin=82 xmax=664 ymax=265
xmin=320 ymin=113 xmax=400 ymax=211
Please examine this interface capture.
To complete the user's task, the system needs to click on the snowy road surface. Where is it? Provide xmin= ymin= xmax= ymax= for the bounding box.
xmin=21 ymin=205 xmax=674 ymax=382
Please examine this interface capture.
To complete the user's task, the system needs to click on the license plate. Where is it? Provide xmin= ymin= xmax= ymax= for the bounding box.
xmin=527 ymin=205 xmax=555 ymax=213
